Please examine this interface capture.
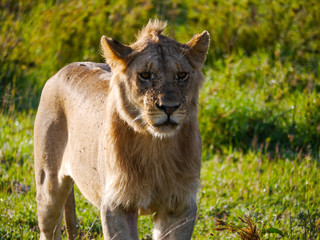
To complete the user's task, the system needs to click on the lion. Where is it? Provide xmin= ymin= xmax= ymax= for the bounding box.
xmin=34 ymin=19 xmax=209 ymax=240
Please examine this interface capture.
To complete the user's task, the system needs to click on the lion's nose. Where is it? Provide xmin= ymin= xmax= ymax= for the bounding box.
xmin=156 ymin=103 xmax=181 ymax=115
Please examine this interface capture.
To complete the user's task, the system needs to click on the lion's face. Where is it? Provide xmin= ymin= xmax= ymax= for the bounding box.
xmin=125 ymin=45 xmax=195 ymax=137
xmin=101 ymin=21 xmax=209 ymax=138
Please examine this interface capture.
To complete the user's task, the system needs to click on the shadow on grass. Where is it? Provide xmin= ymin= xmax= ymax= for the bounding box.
xmin=200 ymin=109 xmax=320 ymax=161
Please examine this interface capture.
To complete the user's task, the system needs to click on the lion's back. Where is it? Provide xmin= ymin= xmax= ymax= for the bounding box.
xmin=58 ymin=62 xmax=111 ymax=95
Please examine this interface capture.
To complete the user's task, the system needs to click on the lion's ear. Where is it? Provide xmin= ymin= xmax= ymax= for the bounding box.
xmin=185 ymin=31 xmax=210 ymax=68
xmin=100 ymin=36 xmax=134 ymax=68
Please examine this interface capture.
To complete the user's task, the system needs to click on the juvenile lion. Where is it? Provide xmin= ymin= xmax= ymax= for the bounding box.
xmin=34 ymin=20 xmax=209 ymax=240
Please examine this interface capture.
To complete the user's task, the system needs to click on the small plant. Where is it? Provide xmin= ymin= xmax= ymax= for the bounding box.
xmin=214 ymin=209 xmax=261 ymax=240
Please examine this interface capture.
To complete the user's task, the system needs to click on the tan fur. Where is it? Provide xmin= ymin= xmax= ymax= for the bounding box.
xmin=34 ymin=20 xmax=209 ymax=240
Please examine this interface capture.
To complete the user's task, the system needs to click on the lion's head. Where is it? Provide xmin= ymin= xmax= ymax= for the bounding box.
xmin=101 ymin=20 xmax=209 ymax=138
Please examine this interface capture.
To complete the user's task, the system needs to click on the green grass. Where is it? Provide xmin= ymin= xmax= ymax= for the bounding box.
xmin=197 ymin=152 xmax=320 ymax=239
xmin=2 ymin=0 xmax=320 ymax=110
xmin=0 ymin=111 xmax=38 ymax=239
xmin=199 ymin=51 xmax=320 ymax=157
xmin=1 ymin=99 xmax=319 ymax=239
xmin=1 ymin=1 xmax=320 ymax=238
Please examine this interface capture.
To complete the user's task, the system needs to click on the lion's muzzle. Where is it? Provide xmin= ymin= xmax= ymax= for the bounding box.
xmin=155 ymin=102 xmax=181 ymax=116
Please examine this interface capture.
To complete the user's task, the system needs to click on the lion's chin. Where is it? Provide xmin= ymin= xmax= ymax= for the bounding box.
xmin=148 ymin=121 xmax=181 ymax=138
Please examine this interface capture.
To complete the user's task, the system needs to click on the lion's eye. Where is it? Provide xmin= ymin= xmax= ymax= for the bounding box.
xmin=139 ymin=72 xmax=151 ymax=80
xmin=177 ymin=72 xmax=188 ymax=81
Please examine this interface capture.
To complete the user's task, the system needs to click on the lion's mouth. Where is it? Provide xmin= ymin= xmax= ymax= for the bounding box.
xmin=153 ymin=117 xmax=179 ymax=127
xmin=145 ymin=112 xmax=183 ymax=137
xmin=150 ymin=119 xmax=180 ymax=137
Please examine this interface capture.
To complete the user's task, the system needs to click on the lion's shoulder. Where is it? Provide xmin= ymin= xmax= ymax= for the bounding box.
xmin=73 ymin=62 xmax=111 ymax=72
xmin=59 ymin=62 xmax=112 ymax=81
xmin=52 ymin=62 xmax=112 ymax=93
xmin=40 ymin=62 xmax=112 ymax=109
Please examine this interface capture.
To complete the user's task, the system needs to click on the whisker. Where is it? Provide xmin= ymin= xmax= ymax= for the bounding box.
xmin=133 ymin=114 xmax=142 ymax=122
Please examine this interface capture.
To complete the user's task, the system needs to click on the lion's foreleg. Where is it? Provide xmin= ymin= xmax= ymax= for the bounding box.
xmin=36 ymin=174 xmax=74 ymax=240
xmin=100 ymin=202 xmax=139 ymax=240
xmin=152 ymin=198 xmax=197 ymax=240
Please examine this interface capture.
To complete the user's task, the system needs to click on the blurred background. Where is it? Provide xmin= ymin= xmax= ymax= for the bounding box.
xmin=1 ymin=0 xmax=320 ymax=157
xmin=1 ymin=1 xmax=320 ymax=238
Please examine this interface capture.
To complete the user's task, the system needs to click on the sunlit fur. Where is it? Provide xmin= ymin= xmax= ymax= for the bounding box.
xmin=99 ymin=20 xmax=210 ymax=208
xmin=102 ymin=20 xmax=209 ymax=139
xmin=34 ymin=20 xmax=209 ymax=240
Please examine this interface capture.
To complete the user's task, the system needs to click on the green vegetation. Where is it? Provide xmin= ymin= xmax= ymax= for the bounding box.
xmin=200 ymin=53 xmax=320 ymax=158
xmin=1 ymin=0 xmax=319 ymax=239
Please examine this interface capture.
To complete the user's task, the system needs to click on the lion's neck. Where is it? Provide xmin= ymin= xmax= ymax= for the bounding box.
xmin=101 ymin=109 xmax=200 ymax=209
